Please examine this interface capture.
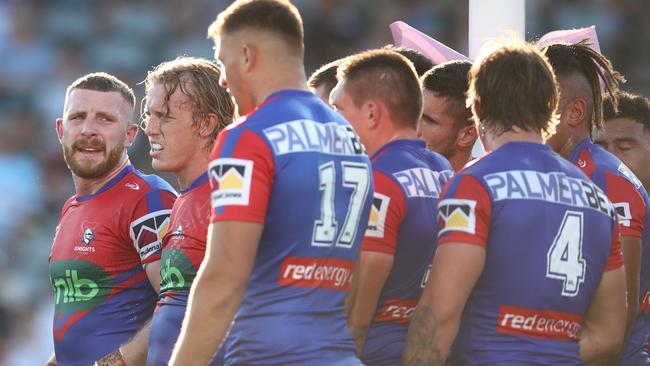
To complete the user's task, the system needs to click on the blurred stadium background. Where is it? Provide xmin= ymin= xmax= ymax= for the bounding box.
xmin=0 ymin=0 xmax=648 ymax=363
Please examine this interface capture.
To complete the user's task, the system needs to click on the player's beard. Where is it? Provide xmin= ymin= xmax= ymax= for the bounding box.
xmin=62 ymin=137 xmax=125 ymax=179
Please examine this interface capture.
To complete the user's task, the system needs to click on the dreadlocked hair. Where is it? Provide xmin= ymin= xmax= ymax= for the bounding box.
xmin=542 ymin=39 xmax=625 ymax=137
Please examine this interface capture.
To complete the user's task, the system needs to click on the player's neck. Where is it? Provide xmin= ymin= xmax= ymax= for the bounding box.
xmin=72 ymin=157 xmax=131 ymax=197
xmin=176 ymin=155 xmax=210 ymax=191
xmin=369 ymin=127 xmax=418 ymax=156
xmin=484 ymin=129 xmax=544 ymax=151
xmin=253 ymin=63 xmax=309 ymax=106
xmin=448 ymin=150 xmax=473 ymax=172
xmin=557 ymin=129 xmax=590 ymax=160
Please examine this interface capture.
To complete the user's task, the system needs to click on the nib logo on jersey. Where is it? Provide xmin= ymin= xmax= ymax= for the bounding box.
xmin=438 ymin=198 xmax=477 ymax=234
xmin=130 ymin=211 xmax=171 ymax=262
xmin=49 ymin=260 xmax=110 ymax=313
xmin=74 ymin=227 xmax=96 ymax=254
xmin=209 ymin=158 xmax=253 ymax=207
xmin=160 ymin=248 xmax=197 ymax=292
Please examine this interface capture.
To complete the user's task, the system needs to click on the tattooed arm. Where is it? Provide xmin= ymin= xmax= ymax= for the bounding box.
xmin=402 ymin=243 xmax=486 ymax=366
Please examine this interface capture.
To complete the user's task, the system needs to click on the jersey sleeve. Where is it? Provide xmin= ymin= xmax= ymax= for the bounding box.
xmin=209 ymin=128 xmax=275 ymax=224
xmin=129 ymin=189 xmax=176 ymax=266
xmin=605 ymin=222 xmax=624 ymax=271
xmin=605 ymin=173 xmax=647 ymax=238
xmin=437 ymin=174 xmax=491 ymax=247
xmin=361 ymin=170 xmax=407 ymax=256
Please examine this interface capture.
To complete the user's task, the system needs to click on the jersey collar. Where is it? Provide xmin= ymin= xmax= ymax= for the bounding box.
xmin=76 ymin=165 xmax=135 ymax=202
xmin=179 ymin=172 xmax=208 ymax=195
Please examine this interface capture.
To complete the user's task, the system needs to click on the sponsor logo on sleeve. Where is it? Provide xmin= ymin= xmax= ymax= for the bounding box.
xmin=497 ymin=305 xmax=582 ymax=341
xmin=437 ymin=198 xmax=476 ymax=235
xmin=130 ymin=210 xmax=172 ymax=261
xmin=613 ymin=202 xmax=632 ymax=227
xmin=209 ymin=158 xmax=253 ymax=207
xmin=618 ymin=163 xmax=643 ymax=190
xmin=365 ymin=193 xmax=390 ymax=238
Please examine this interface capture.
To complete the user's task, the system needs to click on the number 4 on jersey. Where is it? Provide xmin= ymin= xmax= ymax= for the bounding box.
xmin=546 ymin=211 xmax=586 ymax=297
xmin=312 ymin=161 xmax=370 ymax=248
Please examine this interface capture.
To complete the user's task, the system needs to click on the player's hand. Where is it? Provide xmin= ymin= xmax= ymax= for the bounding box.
xmin=95 ymin=349 xmax=127 ymax=366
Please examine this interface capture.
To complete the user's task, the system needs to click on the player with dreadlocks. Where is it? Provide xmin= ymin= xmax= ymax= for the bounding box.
xmin=543 ymin=40 xmax=650 ymax=365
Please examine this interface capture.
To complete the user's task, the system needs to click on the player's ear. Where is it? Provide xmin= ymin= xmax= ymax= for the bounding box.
xmin=456 ymin=123 xmax=478 ymax=148
xmin=365 ymin=100 xmax=381 ymax=130
xmin=56 ymin=118 xmax=64 ymax=143
xmin=198 ymin=113 xmax=219 ymax=139
xmin=125 ymin=122 xmax=138 ymax=148
xmin=241 ymin=43 xmax=256 ymax=73
xmin=564 ymin=98 xmax=588 ymax=128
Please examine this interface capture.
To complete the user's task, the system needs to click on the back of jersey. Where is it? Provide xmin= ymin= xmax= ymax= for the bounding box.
xmin=439 ymin=142 xmax=621 ymax=365
xmin=209 ymin=90 xmax=373 ymax=365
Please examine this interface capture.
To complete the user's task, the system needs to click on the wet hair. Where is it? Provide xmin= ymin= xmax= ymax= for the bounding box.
xmin=542 ymin=39 xmax=625 ymax=136
xmin=143 ymin=56 xmax=235 ymax=150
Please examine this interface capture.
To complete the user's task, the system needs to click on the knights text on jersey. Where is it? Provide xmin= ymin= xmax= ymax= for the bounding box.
xmin=359 ymin=139 xmax=453 ymax=366
xmin=208 ymin=89 xmax=373 ymax=366
xmin=439 ymin=142 xmax=622 ymax=365
xmin=570 ymin=138 xmax=650 ymax=364
xmin=49 ymin=166 xmax=176 ymax=366
xmin=148 ymin=173 xmax=212 ymax=366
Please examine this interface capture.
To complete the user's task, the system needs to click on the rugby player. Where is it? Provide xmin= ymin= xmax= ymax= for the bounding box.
xmin=403 ymin=42 xmax=626 ymax=365
xmin=543 ymin=41 xmax=650 ymax=365
xmin=169 ymin=1 xmax=373 ymax=365
xmin=142 ymin=57 xmax=234 ymax=365
xmin=48 ymin=73 xmax=176 ymax=366
xmin=331 ymin=49 xmax=452 ymax=365
xmin=308 ymin=59 xmax=341 ymax=104
xmin=418 ymin=61 xmax=477 ymax=171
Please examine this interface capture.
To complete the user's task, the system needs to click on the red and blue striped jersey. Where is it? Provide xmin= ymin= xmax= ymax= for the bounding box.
xmin=360 ymin=139 xmax=453 ymax=366
xmin=49 ymin=165 xmax=176 ymax=366
xmin=439 ymin=142 xmax=622 ymax=365
xmin=570 ymin=138 xmax=650 ymax=364
xmin=208 ymin=89 xmax=373 ymax=365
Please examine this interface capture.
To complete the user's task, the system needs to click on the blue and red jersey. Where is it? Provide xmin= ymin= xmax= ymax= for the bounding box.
xmin=208 ymin=89 xmax=373 ymax=366
xmin=359 ymin=139 xmax=452 ymax=366
xmin=147 ymin=173 xmax=216 ymax=366
xmin=570 ymin=138 xmax=650 ymax=364
xmin=439 ymin=142 xmax=622 ymax=365
xmin=49 ymin=165 xmax=176 ymax=366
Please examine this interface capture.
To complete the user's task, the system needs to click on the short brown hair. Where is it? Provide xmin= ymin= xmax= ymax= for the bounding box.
xmin=337 ymin=49 xmax=422 ymax=128
xmin=308 ymin=59 xmax=341 ymax=91
xmin=382 ymin=45 xmax=434 ymax=76
xmin=542 ymin=39 xmax=625 ymax=136
xmin=67 ymin=72 xmax=136 ymax=111
xmin=603 ymin=90 xmax=650 ymax=133
xmin=468 ymin=43 xmax=558 ymax=137
xmin=422 ymin=60 xmax=472 ymax=127
xmin=143 ymin=56 xmax=235 ymax=150
xmin=207 ymin=0 xmax=303 ymax=55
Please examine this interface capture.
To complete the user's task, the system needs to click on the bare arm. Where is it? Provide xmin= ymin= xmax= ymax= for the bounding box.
xmin=46 ymin=353 xmax=56 ymax=366
xmin=347 ymin=251 xmax=394 ymax=355
xmin=145 ymin=260 xmax=161 ymax=294
xmin=402 ymin=243 xmax=485 ymax=366
xmin=169 ymin=221 xmax=263 ymax=366
xmin=579 ymin=266 xmax=627 ymax=362
xmin=620 ymin=235 xmax=641 ymax=335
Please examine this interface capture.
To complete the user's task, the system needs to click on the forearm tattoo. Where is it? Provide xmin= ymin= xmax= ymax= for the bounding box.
xmin=96 ymin=349 xmax=127 ymax=366
xmin=402 ymin=305 xmax=445 ymax=366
